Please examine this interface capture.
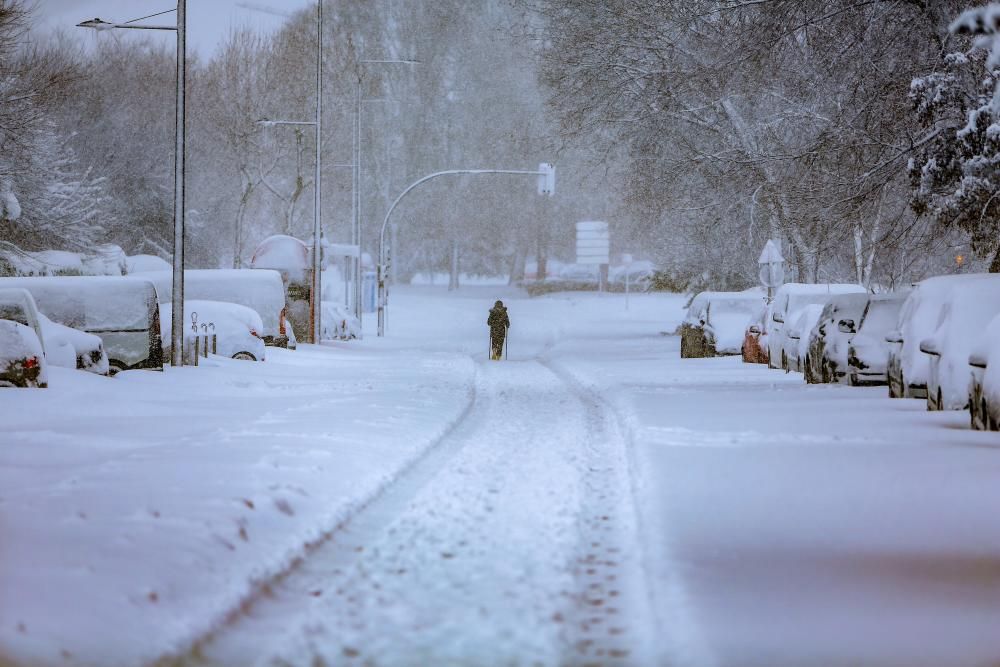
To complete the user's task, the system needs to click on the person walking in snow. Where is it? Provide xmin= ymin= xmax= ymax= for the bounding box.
xmin=488 ymin=300 xmax=509 ymax=360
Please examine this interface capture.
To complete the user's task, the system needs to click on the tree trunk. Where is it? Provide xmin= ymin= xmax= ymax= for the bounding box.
xmin=990 ymin=245 xmax=1000 ymax=273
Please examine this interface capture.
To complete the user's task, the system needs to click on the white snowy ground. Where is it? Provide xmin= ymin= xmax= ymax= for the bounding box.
xmin=2 ymin=285 xmax=1000 ymax=667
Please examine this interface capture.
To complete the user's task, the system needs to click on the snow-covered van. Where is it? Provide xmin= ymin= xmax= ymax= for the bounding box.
xmin=0 ymin=276 xmax=162 ymax=373
xmin=142 ymin=269 xmax=290 ymax=348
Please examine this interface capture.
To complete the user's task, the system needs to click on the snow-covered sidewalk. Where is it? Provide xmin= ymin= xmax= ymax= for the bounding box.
xmin=0 ymin=341 xmax=474 ymax=666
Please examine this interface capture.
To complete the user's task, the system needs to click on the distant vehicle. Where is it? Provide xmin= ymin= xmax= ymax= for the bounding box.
xmin=160 ymin=300 xmax=266 ymax=362
xmin=767 ymin=283 xmax=866 ymax=370
xmin=321 ymin=302 xmax=361 ymax=341
xmin=0 ymin=288 xmax=49 ymax=387
xmin=847 ymin=291 xmax=907 ymax=387
xmin=886 ymin=274 xmax=992 ymax=399
xmin=742 ymin=301 xmax=771 ymax=364
xmin=680 ymin=291 xmax=761 ymax=358
xmin=0 ymin=320 xmax=46 ymax=388
xmin=609 ymin=261 xmax=656 ymax=290
xmin=143 ymin=269 xmax=291 ymax=349
xmin=804 ymin=293 xmax=870 ymax=384
xmin=785 ymin=304 xmax=826 ymax=373
xmin=918 ymin=277 xmax=1000 ymax=411
xmin=0 ymin=276 xmax=163 ymax=374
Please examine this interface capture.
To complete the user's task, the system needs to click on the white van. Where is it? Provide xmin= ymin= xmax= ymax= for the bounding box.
xmin=141 ymin=269 xmax=291 ymax=347
xmin=768 ymin=283 xmax=867 ymax=370
xmin=0 ymin=276 xmax=163 ymax=373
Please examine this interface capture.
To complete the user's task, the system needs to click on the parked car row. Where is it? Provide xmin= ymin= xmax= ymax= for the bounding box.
xmin=0 ymin=267 xmax=336 ymax=389
xmin=685 ymin=275 xmax=1000 ymax=431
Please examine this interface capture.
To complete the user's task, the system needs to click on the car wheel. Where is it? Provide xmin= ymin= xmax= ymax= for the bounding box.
xmin=847 ymin=373 xmax=857 ymax=387
xmin=782 ymin=351 xmax=788 ymax=372
xmin=108 ymin=360 xmax=128 ymax=376
xmin=232 ymin=352 xmax=257 ymax=361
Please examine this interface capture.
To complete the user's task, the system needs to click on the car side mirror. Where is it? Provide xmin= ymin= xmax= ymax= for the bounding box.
xmin=749 ymin=325 xmax=761 ymax=335
xmin=919 ymin=338 xmax=941 ymax=356
xmin=838 ymin=319 xmax=856 ymax=334
xmin=885 ymin=330 xmax=902 ymax=344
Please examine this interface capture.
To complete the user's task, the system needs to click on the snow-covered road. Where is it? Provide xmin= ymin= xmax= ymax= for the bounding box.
xmin=3 ymin=286 xmax=1000 ymax=667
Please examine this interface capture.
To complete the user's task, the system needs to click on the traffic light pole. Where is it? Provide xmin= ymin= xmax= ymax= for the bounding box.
xmin=376 ymin=165 xmax=555 ymax=337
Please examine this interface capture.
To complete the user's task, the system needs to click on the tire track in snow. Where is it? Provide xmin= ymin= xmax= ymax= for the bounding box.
xmin=165 ymin=356 xmax=653 ymax=666
xmin=541 ymin=359 xmax=656 ymax=667
xmin=155 ymin=367 xmax=482 ymax=667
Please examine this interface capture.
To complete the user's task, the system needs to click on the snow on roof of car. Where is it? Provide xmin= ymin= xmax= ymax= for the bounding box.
xmin=125 ymin=254 xmax=172 ymax=274
xmin=0 ymin=276 xmax=157 ymax=332
xmin=141 ymin=269 xmax=285 ymax=334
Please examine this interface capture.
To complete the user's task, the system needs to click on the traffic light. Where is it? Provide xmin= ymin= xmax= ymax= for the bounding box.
xmin=537 ymin=162 xmax=555 ymax=196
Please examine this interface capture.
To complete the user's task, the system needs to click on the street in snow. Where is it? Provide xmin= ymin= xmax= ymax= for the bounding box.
xmin=2 ymin=287 xmax=999 ymax=666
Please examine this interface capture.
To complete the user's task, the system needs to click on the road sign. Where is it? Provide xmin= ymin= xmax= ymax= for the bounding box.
xmin=576 ymin=221 xmax=609 ymax=265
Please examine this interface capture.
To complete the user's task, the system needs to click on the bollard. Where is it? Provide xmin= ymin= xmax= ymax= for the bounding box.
xmin=183 ymin=335 xmax=200 ymax=366
xmin=209 ymin=323 xmax=217 ymax=354
xmin=200 ymin=324 xmax=209 ymax=357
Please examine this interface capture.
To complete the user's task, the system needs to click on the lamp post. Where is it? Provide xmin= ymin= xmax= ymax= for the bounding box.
xmin=377 ymin=164 xmax=555 ymax=336
xmin=78 ymin=3 xmax=188 ymax=367
xmin=253 ymin=1 xmax=324 ymax=344
xmin=352 ymin=58 xmax=419 ymax=323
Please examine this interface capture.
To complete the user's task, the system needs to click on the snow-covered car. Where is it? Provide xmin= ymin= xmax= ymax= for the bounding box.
xmin=784 ymin=303 xmax=826 ymax=373
xmin=678 ymin=291 xmax=714 ymax=358
xmin=38 ymin=313 xmax=109 ymax=375
xmin=918 ymin=277 xmax=1000 ymax=411
xmin=847 ymin=291 xmax=907 ymax=387
xmin=0 ymin=319 xmax=47 ymax=388
xmin=144 ymin=269 xmax=290 ymax=349
xmin=804 ymin=293 xmax=870 ymax=384
xmin=0 ymin=276 xmax=163 ymax=373
xmin=702 ymin=294 xmax=761 ymax=356
xmin=767 ymin=283 xmax=866 ymax=370
xmin=886 ymin=274 xmax=992 ymax=399
xmin=680 ymin=291 xmax=761 ymax=358
xmin=321 ymin=301 xmax=361 ymax=341
xmin=742 ymin=301 xmax=771 ymax=364
xmin=609 ymin=260 xmax=655 ymax=290
xmin=160 ymin=300 xmax=267 ymax=362
xmin=967 ymin=312 xmax=1000 ymax=431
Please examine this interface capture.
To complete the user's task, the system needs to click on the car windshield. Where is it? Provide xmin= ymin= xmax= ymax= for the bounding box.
xmin=860 ymin=300 xmax=902 ymax=334
xmin=707 ymin=298 xmax=758 ymax=319
xmin=0 ymin=302 xmax=29 ymax=327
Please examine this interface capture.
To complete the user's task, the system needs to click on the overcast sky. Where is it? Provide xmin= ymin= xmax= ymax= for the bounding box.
xmin=32 ymin=0 xmax=311 ymax=57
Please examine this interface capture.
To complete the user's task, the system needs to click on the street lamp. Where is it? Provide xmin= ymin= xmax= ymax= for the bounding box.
xmin=252 ymin=1 xmax=324 ymax=344
xmin=78 ymin=3 xmax=188 ymax=367
xmin=352 ymin=58 xmax=419 ymax=323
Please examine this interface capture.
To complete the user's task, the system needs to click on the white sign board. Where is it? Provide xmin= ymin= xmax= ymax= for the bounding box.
xmin=576 ymin=221 xmax=609 ymax=265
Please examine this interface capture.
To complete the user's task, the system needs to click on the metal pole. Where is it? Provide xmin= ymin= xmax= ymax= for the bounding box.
xmin=625 ymin=268 xmax=630 ymax=311
xmin=354 ymin=78 xmax=363 ymax=322
xmin=376 ymin=167 xmax=552 ymax=337
xmin=311 ymin=0 xmax=323 ymax=344
xmin=170 ymin=0 xmax=186 ymax=368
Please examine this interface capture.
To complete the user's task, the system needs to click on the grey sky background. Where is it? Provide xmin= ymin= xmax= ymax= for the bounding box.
xmin=32 ymin=0 xmax=311 ymax=57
